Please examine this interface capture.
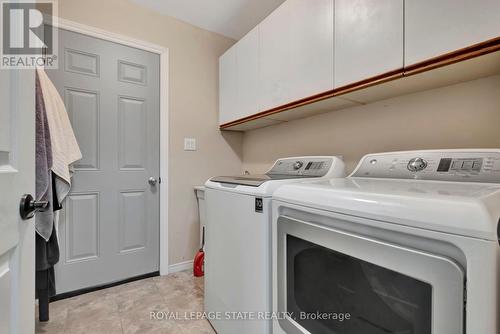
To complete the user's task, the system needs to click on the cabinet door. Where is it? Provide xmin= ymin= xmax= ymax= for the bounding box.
xmin=405 ymin=0 xmax=500 ymax=66
xmin=236 ymin=27 xmax=260 ymax=120
xmin=260 ymin=0 xmax=334 ymax=112
xmin=289 ymin=0 xmax=334 ymax=101
xmin=219 ymin=46 xmax=238 ymax=125
xmin=335 ymin=0 xmax=403 ymax=88
xmin=259 ymin=1 xmax=292 ymax=112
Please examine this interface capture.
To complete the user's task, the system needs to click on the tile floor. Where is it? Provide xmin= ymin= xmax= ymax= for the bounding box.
xmin=35 ymin=271 xmax=215 ymax=334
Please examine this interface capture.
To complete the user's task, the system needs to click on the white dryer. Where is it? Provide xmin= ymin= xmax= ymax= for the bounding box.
xmin=204 ymin=156 xmax=345 ymax=334
xmin=272 ymin=149 xmax=500 ymax=334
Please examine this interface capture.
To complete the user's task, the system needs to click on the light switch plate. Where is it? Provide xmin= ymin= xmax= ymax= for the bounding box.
xmin=184 ymin=138 xmax=196 ymax=151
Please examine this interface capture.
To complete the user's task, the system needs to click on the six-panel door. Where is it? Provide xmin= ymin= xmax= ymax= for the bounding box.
xmin=46 ymin=28 xmax=160 ymax=294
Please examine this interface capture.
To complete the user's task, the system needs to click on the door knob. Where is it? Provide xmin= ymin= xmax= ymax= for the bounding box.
xmin=148 ymin=177 xmax=157 ymax=186
xmin=19 ymin=194 xmax=49 ymax=220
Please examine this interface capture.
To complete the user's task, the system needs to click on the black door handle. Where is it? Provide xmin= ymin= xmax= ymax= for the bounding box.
xmin=19 ymin=194 xmax=49 ymax=220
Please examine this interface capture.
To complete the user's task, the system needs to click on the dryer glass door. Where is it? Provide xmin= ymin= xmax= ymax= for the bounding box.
xmin=276 ymin=216 xmax=464 ymax=334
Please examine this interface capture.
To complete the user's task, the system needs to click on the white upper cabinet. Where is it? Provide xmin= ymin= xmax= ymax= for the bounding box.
xmin=405 ymin=0 xmax=500 ymax=66
xmin=236 ymin=27 xmax=260 ymax=121
xmin=259 ymin=1 xmax=292 ymax=112
xmin=219 ymin=27 xmax=260 ymax=125
xmin=220 ymin=0 xmax=500 ymax=128
xmin=288 ymin=0 xmax=334 ymax=102
xmin=259 ymin=0 xmax=334 ymax=112
xmin=334 ymin=0 xmax=403 ymax=88
xmin=219 ymin=45 xmax=238 ymax=125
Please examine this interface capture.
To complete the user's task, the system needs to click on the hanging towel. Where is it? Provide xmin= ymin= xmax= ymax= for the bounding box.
xmin=36 ymin=221 xmax=59 ymax=321
xmin=35 ymin=71 xmax=55 ymax=241
xmin=35 ymin=70 xmax=64 ymax=322
xmin=36 ymin=67 xmax=82 ymax=209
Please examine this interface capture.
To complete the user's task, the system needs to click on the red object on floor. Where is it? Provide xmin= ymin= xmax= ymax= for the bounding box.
xmin=194 ymin=226 xmax=205 ymax=277
xmin=193 ymin=249 xmax=204 ymax=277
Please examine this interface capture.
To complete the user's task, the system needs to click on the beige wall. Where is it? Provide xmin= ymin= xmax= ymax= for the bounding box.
xmin=52 ymin=0 xmax=243 ymax=264
xmin=243 ymin=75 xmax=500 ymax=174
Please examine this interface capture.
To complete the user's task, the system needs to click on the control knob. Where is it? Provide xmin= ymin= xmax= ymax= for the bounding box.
xmin=407 ymin=157 xmax=428 ymax=172
xmin=293 ymin=161 xmax=304 ymax=170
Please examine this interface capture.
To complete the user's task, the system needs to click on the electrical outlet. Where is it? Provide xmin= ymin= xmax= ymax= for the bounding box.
xmin=184 ymin=138 xmax=196 ymax=151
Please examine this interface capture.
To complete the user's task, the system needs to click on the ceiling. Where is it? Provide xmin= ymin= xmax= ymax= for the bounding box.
xmin=129 ymin=0 xmax=286 ymax=40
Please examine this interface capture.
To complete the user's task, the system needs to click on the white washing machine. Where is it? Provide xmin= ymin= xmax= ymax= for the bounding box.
xmin=204 ymin=156 xmax=345 ymax=334
xmin=272 ymin=149 xmax=500 ymax=334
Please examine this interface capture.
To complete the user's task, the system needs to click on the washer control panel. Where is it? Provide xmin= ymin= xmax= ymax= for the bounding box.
xmin=351 ymin=150 xmax=500 ymax=183
xmin=267 ymin=157 xmax=336 ymax=177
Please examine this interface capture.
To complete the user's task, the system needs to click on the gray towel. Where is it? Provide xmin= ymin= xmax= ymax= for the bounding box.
xmin=35 ymin=72 xmax=54 ymax=241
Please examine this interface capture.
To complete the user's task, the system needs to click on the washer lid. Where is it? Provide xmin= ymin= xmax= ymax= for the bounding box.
xmin=273 ymin=177 xmax=500 ymax=240
xmin=209 ymin=174 xmax=311 ymax=187
xmin=209 ymin=156 xmax=344 ymax=187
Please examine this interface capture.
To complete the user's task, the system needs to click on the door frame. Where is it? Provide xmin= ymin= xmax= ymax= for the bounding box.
xmin=49 ymin=17 xmax=170 ymax=275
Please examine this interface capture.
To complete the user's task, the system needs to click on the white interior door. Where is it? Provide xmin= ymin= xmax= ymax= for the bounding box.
xmin=0 ymin=69 xmax=36 ymax=333
xmin=46 ymin=28 xmax=160 ymax=294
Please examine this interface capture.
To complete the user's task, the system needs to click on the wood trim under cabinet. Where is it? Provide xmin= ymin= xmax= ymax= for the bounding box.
xmin=219 ymin=89 xmax=336 ymax=128
xmin=220 ymin=36 xmax=500 ymax=130
xmin=404 ymin=36 xmax=500 ymax=77
xmin=333 ymin=69 xmax=403 ymax=97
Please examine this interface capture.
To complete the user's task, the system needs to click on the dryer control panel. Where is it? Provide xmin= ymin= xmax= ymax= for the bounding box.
xmin=351 ymin=150 xmax=500 ymax=183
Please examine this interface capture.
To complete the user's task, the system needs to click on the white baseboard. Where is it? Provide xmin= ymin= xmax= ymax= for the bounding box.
xmin=168 ymin=260 xmax=193 ymax=274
